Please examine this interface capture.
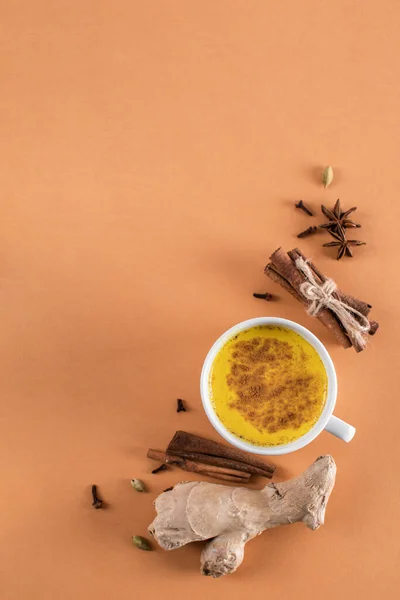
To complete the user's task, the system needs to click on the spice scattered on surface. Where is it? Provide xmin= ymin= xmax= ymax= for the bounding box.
xmin=322 ymin=165 xmax=334 ymax=188
xmin=297 ymin=226 xmax=318 ymax=238
xmin=323 ymin=225 xmax=366 ymax=260
xmin=253 ymin=292 xmax=273 ymax=301
xmin=320 ymin=199 xmax=360 ymax=231
xmin=295 ymin=199 xmax=313 ymax=216
xmin=152 ymin=464 xmax=168 ymax=474
xmin=91 ymin=485 xmax=103 ymax=509
xmin=294 ymin=198 xmax=364 ymax=257
xmin=132 ymin=536 xmax=152 ymax=551
xmin=177 ymin=399 xmax=186 ymax=413
xmin=131 ymin=478 xmax=146 ymax=492
xmin=163 ymin=486 xmax=174 ymax=492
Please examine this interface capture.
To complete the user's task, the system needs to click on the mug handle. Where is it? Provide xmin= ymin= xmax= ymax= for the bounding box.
xmin=324 ymin=415 xmax=356 ymax=442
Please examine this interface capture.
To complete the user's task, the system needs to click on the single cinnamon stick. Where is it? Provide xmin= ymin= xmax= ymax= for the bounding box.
xmin=147 ymin=449 xmax=251 ymax=481
xmin=167 ymin=431 xmax=275 ymax=475
xmin=182 ymin=458 xmax=250 ymax=479
xmin=339 ymin=293 xmax=371 ymax=318
xmin=269 ymin=248 xmax=352 ymax=349
xmin=202 ymin=472 xmax=252 ymax=483
xmin=167 ymin=450 xmax=273 ymax=478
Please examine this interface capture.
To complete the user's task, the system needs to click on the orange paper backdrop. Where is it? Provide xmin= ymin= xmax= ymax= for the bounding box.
xmin=1 ymin=2 xmax=399 ymax=598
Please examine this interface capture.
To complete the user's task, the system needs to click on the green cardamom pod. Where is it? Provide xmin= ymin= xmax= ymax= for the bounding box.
xmin=132 ymin=536 xmax=152 ymax=551
xmin=322 ymin=165 xmax=333 ymax=188
xmin=130 ymin=478 xmax=146 ymax=492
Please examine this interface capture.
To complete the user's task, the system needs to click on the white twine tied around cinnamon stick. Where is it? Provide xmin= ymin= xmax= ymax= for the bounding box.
xmin=295 ymin=257 xmax=371 ymax=350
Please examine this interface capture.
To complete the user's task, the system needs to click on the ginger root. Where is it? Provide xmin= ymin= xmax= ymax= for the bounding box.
xmin=149 ymin=455 xmax=336 ymax=578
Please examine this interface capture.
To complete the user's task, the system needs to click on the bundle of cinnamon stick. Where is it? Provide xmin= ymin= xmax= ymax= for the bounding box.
xmin=148 ymin=431 xmax=275 ymax=483
xmin=265 ymin=247 xmax=379 ymax=352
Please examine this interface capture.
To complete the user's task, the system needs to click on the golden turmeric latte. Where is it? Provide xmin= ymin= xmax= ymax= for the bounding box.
xmin=210 ymin=325 xmax=328 ymax=446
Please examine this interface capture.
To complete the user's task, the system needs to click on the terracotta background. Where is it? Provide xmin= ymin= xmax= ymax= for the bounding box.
xmin=1 ymin=2 xmax=399 ymax=598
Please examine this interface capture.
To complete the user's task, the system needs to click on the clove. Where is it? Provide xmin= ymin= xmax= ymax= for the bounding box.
xmin=297 ymin=226 xmax=318 ymax=238
xmin=152 ymin=464 xmax=168 ymax=474
xmin=253 ymin=292 xmax=273 ymax=301
xmin=177 ymin=399 xmax=186 ymax=413
xmin=295 ymin=200 xmax=313 ymax=216
xmin=91 ymin=485 xmax=103 ymax=509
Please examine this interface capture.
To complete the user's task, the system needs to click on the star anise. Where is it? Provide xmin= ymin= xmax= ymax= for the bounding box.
xmin=322 ymin=225 xmax=366 ymax=260
xmin=319 ymin=199 xmax=361 ymax=231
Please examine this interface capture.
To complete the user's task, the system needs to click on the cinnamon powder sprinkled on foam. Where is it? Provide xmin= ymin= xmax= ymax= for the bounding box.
xmin=226 ymin=336 xmax=323 ymax=434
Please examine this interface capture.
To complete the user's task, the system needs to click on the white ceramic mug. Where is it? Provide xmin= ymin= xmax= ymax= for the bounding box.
xmin=200 ymin=317 xmax=356 ymax=455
